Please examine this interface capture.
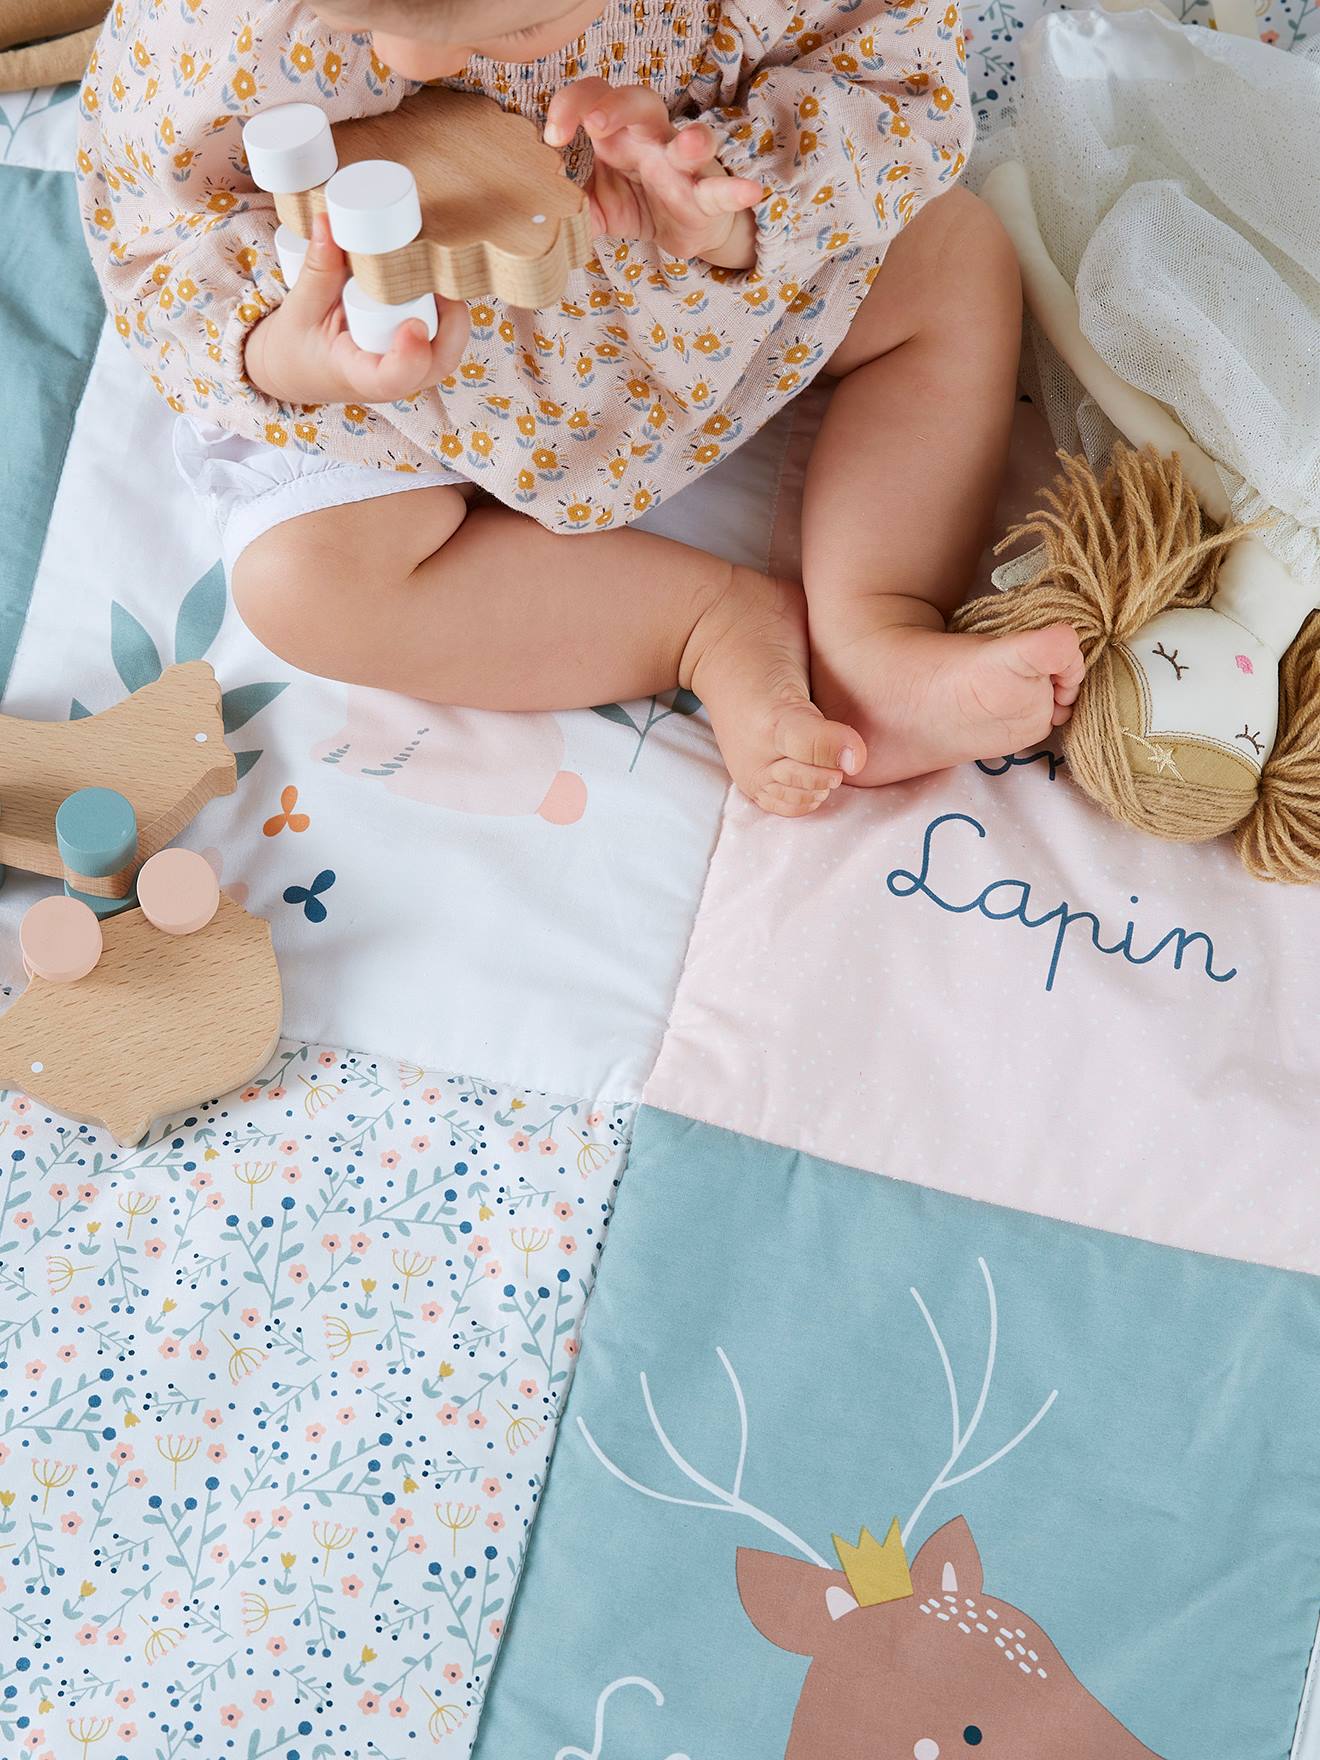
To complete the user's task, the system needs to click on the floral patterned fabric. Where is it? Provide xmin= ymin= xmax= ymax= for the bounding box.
xmin=0 ymin=1045 xmax=629 ymax=1759
xmin=74 ymin=0 xmax=971 ymax=531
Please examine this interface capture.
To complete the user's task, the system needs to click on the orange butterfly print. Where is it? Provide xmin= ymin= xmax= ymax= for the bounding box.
xmin=262 ymin=784 xmax=311 ymax=837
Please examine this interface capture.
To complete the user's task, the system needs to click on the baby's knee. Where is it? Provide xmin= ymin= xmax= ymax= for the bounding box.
xmin=933 ymin=187 xmax=1021 ymax=325
xmin=230 ymin=521 xmax=338 ymax=670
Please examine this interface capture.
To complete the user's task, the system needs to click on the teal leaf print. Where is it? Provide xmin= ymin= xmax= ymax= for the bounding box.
xmin=234 ymin=749 xmax=264 ymax=780
xmin=110 ymin=602 xmax=163 ymax=693
xmin=222 ymin=681 xmax=289 ymax=734
xmin=591 ymin=702 xmax=638 ymax=730
xmin=671 ymin=687 xmax=702 ymax=716
xmin=174 ymin=561 xmax=227 ymax=662
xmin=69 ymin=698 xmax=91 ymax=720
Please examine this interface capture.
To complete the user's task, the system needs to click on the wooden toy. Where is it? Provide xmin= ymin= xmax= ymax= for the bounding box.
xmin=243 ymin=86 xmax=591 ymax=339
xmin=136 ymin=847 xmax=221 ymax=936
xmin=0 ymin=662 xmax=236 ymax=899
xmin=55 ymin=787 xmax=139 ymax=917
xmin=0 ymin=892 xmax=282 ymax=1144
xmin=19 ymin=896 xmax=103 ymax=985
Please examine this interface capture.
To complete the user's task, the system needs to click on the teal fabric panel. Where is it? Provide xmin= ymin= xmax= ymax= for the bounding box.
xmin=0 ymin=164 xmax=103 ymax=699
xmin=474 ymin=1106 xmax=1320 ymax=1760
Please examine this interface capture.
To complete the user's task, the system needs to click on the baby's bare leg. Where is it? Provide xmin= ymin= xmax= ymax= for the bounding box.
xmin=803 ymin=186 xmax=1082 ymax=786
xmin=232 ymin=485 xmax=863 ymax=816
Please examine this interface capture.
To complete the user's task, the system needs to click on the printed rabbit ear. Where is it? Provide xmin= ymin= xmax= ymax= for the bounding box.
xmin=909 ymin=1516 xmax=984 ymax=1599
xmin=736 ymin=1549 xmax=856 ymax=1657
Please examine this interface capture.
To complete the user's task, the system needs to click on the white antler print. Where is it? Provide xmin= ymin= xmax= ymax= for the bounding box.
xmin=902 ymin=1257 xmax=1058 ymax=1545
xmin=577 ymin=1346 xmax=830 ymax=1567
xmin=554 ymin=1676 xmax=691 ymax=1760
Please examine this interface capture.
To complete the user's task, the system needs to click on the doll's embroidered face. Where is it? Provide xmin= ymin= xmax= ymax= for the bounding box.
xmin=312 ymin=0 xmax=604 ymax=76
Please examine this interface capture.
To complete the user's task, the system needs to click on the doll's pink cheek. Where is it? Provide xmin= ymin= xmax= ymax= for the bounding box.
xmin=137 ymin=848 xmax=222 ymax=936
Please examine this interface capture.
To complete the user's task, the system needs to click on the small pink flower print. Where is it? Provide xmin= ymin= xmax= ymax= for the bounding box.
xmin=438 ymin=1403 xmax=458 ymax=1427
xmin=554 ymin=1202 xmax=572 ymax=1221
xmin=486 ymin=1512 xmax=505 ymax=1534
xmin=350 ymin=1233 xmax=370 ymax=1254
xmin=118 ymin=1726 xmax=136 ymax=1743
xmin=358 ymin=1692 xmax=379 ymax=1715
xmin=58 ymin=1345 xmax=77 ymax=1363
xmin=143 ymin=1238 xmax=165 ymax=1258
xmin=243 ymin=1509 xmax=263 ymax=1530
xmin=337 ymin=1406 xmax=354 ymax=1424
xmin=0 ymin=1444 xmax=8 ymax=1465
xmin=444 ymin=1663 xmax=463 ymax=1684
xmin=389 ymin=1508 xmax=413 ymax=1530
xmin=482 ymin=1477 xmax=501 ymax=1498
xmin=13 ymin=1126 xmax=33 ymax=1142
xmin=350 ymin=1360 xmax=370 ymax=1380
xmin=267 ymin=1636 xmax=287 ymax=1656
xmin=72 ymin=1295 xmax=91 ymax=1314
xmin=210 ymin=1544 xmax=229 ymax=1563
xmin=268 ymin=1087 xmax=286 ymax=1101
xmin=159 ymin=1339 xmax=180 ymax=1360
xmin=489 ymin=1618 xmax=504 ymax=1639
xmin=78 ymin=1184 xmax=97 ymax=1204
xmin=49 ymin=1183 xmax=68 ymax=1201
xmin=306 ymin=1423 xmax=325 ymax=1442
xmin=322 ymin=1234 xmax=341 ymax=1252
xmin=565 ymin=1337 xmax=579 ymax=1357
xmin=25 ymin=1360 xmax=44 ymax=1380
xmin=191 ymin=1171 xmax=213 ymax=1191
xmin=241 ymin=1308 xmax=261 ymax=1327
xmin=206 ymin=1191 xmax=225 ymax=1210
xmin=1235 ymin=653 xmax=1254 ymax=675
xmin=189 ymin=1341 xmax=208 ymax=1361
xmin=421 ymin=1301 xmax=443 ymax=1322
xmin=61 ymin=1514 xmax=83 ymax=1534
xmin=207 ymin=1443 xmax=226 ymax=1462
xmin=113 ymin=1443 xmax=134 ymax=1464
xmin=279 ymin=1139 xmax=298 ymax=1157
xmin=290 ymin=1264 xmax=308 ymax=1284
xmin=539 ymin=1139 xmax=558 ymax=1157
xmin=380 ymin=1151 xmax=400 ymax=1170
xmin=388 ymin=1698 xmax=408 ymax=1719
xmin=472 ymin=1236 xmax=490 ymax=1257
xmin=467 ymin=1411 xmax=487 ymax=1431
xmin=411 ymin=1135 xmax=430 ymax=1153
xmin=219 ymin=1705 xmax=242 ymax=1727
xmin=341 ymin=1575 xmax=363 ymax=1597
xmin=272 ymin=1506 xmax=291 ymax=1529
xmin=162 ymin=1591 xmax=181 ymax=1609
xmin=253 ymin=1691 xmax=273 ymax=1710
xmin=483 ymin=1259 xmax=503 ymax=1279
xmin=241 ymin=1086 xmax=261 ymax=1101
xmin=106 ymin=1628 xmax=126 ymax=1648
xmin=508 ymin=1133 xmax=530 ymax=1152
xmin=14 ymin=1213 xmax=33 ymax=1229
xmin=11 ymin=1097 xmax=29 ymax=1114
xmin=283 ymin=1165 xmax=301 ymax=1184
xmin=586 ymin=1111 xmax=605 ymax=1127
xmin=204 ymin=1409 xmax=223 ymax=1429
xmin=320 ymin=1052 xmax=337 ymax=1068
xmin=560 ymin=1236 xmax=577 ymax=1255
xmin=519 ymin=1379 xmax=538 ymax=1400
xmin=115 ymin=1690 xmax=134 ymax=1708
xmin=1261 ymin=26 xmax=1278 ymax=41
xmin=128 ymin=1471 xmax=146 ymax=1488
xmin=422 ymin=1087 xmax=441 ymax=1104
xmin=407 ymin=1533 xmax=426 ymax=1554
xmin=75 ymin=1623 xmax=97 ymax=1645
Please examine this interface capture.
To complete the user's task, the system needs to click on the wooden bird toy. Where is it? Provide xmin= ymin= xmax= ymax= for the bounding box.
xmin=243 ymin=88 xmax=591 ymax=350
xmin=0 ymin=875 xmax=283 ymax=1145
xmin=0 ymin=662 xmax=236 ymax=899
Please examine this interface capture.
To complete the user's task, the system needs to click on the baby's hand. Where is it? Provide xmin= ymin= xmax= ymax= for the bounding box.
xmin=244 ymin=214 xmax=469 ymax=406
xmin=544 ymin=81 xmax=763 ymax=267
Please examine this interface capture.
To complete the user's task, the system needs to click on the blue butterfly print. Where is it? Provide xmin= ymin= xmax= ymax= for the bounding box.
xmin=283 ymin=868 xmax=336 ymax=923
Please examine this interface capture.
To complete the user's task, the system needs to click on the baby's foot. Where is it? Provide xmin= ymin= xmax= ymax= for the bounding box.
xmin=812 ymin=600 xmax=1083 ymax=788
xmin=685 ymin=570 xmax=865 ymax=816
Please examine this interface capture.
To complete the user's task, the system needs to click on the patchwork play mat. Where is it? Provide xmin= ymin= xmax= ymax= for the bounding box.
xmin=2 ymin=1 xmax=1319 ymax=1756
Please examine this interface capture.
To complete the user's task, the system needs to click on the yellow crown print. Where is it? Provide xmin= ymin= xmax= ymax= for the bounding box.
xmin=831 ymin=1518 xmax=913 ymax=1607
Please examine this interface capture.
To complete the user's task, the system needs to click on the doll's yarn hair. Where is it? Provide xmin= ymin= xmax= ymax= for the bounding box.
xmin=952 ymin=444 xmax=1320 ymax=883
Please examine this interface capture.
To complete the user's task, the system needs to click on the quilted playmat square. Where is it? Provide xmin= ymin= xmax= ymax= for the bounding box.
xmin=473 ymin=1108 xmax=1320 ymax=1760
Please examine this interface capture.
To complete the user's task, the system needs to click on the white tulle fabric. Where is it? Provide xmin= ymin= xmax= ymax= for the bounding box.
xmin=992 ymin=9 xmax=1320 ymax=590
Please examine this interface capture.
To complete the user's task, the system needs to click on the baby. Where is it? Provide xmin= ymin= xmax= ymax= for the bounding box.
xmin=78 ymin=0 xmax=1082 ymax=813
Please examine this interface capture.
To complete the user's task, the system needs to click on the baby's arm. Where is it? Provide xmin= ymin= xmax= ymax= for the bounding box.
xmin=75 ymin=4 xmax=424 ymax=452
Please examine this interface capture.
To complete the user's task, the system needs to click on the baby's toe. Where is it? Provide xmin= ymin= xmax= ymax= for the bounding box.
xmin=775 ymin=704 xmax=865 ymax=776
xmin=747 ymin=773 xmax=833 ymax=816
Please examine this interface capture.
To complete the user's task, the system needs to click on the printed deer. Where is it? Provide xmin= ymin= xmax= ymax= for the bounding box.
xmin=580 ymin=1258 xmax=1166 ymax=1760
xmin=738 ymin=1515 xmax=1162 ymax=1758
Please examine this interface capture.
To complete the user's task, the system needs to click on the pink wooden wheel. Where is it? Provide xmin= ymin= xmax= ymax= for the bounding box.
xmin=137 ymin=848 xmax=221 ymax=936
xmin=20 ymin=895 xmax=104 ymax=983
